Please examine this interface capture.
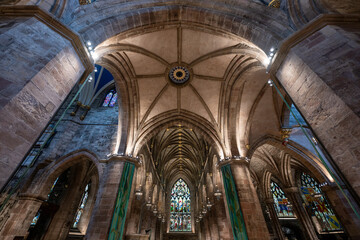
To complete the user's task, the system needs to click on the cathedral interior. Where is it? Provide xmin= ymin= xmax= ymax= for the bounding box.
xmin=0 ymin=0 xmax=360 ymax=240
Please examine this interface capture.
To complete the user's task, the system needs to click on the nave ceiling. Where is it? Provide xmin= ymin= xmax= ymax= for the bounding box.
xmin=94 ymin=24 xmax=285 ymax=184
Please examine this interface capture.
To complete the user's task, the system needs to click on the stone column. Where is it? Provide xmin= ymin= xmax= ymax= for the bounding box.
xmin=265 ymin=198 xmax=286 ymax=240
xmin=0 ymin=6 xmax=92 ymax=189
xmin=284 ymin=187 xmax=318 ymax=240
xmin=219 ymin=157 xmax=270 ymax=240
xmin=271 ymin=14 xmax=360 ymax=198
xmin=86 ymin=156 xmax=140 ymax=239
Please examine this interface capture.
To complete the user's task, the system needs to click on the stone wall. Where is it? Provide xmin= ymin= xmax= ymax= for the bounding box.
xmin=0 ymin=16 xmax=86 ymax=189
xmin=39 ymin=89 xmax=119 ymax=160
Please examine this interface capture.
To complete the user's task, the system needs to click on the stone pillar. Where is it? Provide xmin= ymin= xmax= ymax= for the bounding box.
xmin=0 ymin=6 xmax=92 ymax=189
xmin=322 ymin=184 xmax=360 ymax=239
xmin=208 ymin=208 xmax=220 ymax=239
xmin=271 ymin=14 xmax=360 ymax=198
xmin=108 ymin=161 xmax=136 ymax=240
xmin=86 ymin=156 xmax=140 ymax=239
xmin=265 ymin=198 xmax=286 ymax=240
xmin=213 ymin=197 xmax=232 ymax=239
xmin=219 ymin=157 xmax=270 ymax=240
xmin=85 ymin=160 xmax=125 ymax=239
xmin=284 ymin=187 xmax=318 ymax=240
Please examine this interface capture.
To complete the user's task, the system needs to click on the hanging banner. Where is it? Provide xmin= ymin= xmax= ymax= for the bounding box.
xmin=221 ymin=165 xmax=248 ymax=240
xmin=108 ymin=162 xmax=135 ymax=240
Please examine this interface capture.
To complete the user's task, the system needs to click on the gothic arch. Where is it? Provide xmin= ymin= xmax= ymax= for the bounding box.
xmin=22 ymin=149 xmax=101 ymax=198
xmin=249 ymin=135 xmax=333 ymax=184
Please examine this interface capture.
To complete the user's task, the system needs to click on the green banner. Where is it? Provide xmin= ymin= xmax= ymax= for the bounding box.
xmin=221 ymin=164 xmax=248 ymax=240
xmin=108 ymin=162 xmax=135 ymax=240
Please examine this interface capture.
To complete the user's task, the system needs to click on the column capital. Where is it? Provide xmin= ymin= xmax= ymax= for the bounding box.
xmin=100 ymin=154 xmax=142 ymax=167
xmin=283 ymin=186 xmax=299 ymax=194
xmin=217 ymin=156 xmax=250 ymax=168
xmin=18 ymin=193 xmax=46 ymax=202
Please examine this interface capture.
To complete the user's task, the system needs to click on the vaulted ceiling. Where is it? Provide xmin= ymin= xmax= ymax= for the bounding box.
xmin=95 ymin=24 xmax=283 ymax=186
xmin=146 ymin=125 xmax=211 ymax=185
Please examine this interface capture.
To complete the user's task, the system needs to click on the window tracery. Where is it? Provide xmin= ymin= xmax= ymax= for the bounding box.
xmin=169 ymin=179 xmax=191 ymax=232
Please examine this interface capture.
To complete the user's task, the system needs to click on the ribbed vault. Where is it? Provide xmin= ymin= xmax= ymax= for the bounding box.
xmin=146 ymin=125 xmax=211 ymax=185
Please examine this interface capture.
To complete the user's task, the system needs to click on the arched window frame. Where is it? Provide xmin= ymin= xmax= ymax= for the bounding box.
xmin=169 ymin=178 xmax=192 ymax=232
xmin=298 ymin=172 xmax=343 ymax=233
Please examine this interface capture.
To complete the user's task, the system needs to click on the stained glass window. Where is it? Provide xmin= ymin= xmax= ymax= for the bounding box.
xmin=170 ymin=179 xmax=191 ymax=232
xmin=72 ymin=182 xmax=91 ymax=228
xmin=102 ymin=89 xmax=117 ymax=107
xmin=271 ymin=181 xmax=294 ymax=218
xmin=47 ymin=177 xmax=59 ymax=199
xmin=109 ymin=93 xmax=117 ymax=107
xmin=30 ymin=212 xmax=40 ymax=226
xmin=30 ymin=177 xmax=59 ymax=227
xmin=300 ymin=173 xmax=342 ymax=232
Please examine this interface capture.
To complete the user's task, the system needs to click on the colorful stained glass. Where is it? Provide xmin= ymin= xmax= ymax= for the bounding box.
xmin=109 ymin=93 xmax=117 ymax=107
xmin=47 ymin=177 xmax=59 ymax=199
xmin=300 ymin=173 xmax=342 ymax=232
xmin=170 ymin=179 xmax=191 ymax=232
xmin=30 ymin=212 xmax=40 ymax=226
xmin=271 ymin=181 xmax=294 ymax=218
xmin=103 ymin=91 xmax=114 ymax=107
xmin=72 ymin=183 xmax=91 ymax=228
